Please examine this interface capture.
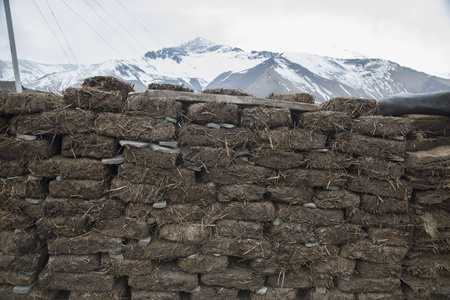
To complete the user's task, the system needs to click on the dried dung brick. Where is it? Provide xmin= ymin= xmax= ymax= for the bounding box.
xmin=131 ymin=289 xmax=180 ymax=300
xmin=110 ymin=179 xmax=162 ymax=204
xmin=405 ymin=145 xmax=450 ymax=170
xmin=357 ymin=291 xmax=404 ymax=300
xmin=207 ymin=201 xmax=276 ymax=222
xmin=101 ymin=254 xmax=155 ymax=276
xmin=47 ymin=232 xmax=123 ymax=255
xmin=158 ymin=224 xmax=212 ymax=243
xmin=69 ymin=278 xmax=128 ymax=300
xmin=83 ymin=76 xmax=133 ymax=98
xmin=61 ymin=134 xmax=119 ymax=159
xmin=310 ymin=290 xmax=355 ymax=300
xmin=0 ymin=283 xmax=58 ymax=300
xmin=0 ymin=210 xmax=33 ymax=230
xmin=182 ymin=146 xmax=234 ymax=169
xmin=0 ymin=117 xmax=7 ymax=132
xmin=360 ymin=194 xmax=408 ymax=214
xmin=63 ymin=87 xmax=125 ymax=112
xmin=309 ymin=256 xmax=356 ymax=276
xmin=28 ymin=156 xmax=109 ymax=180
xmin=0 ymin=270 xmax=38 ymax=286
xmin=250 ymin=287 xmax=298 ymax=300
xmin=151 ymin=203 xmax=204 ymax=225
xmin=0 ymin=137 xmax=59 ymax=161
xmin=301 ymin=111 xmax=352 ymax=132
xmin=241 ymin=106 xmax=293 ymax=129
xmin=148 ymin=83 xmax=193 ymax=92
xmin=316 ymin=224 xmax=366 ymax=245
xmin=268 ymin=185 xmax=313 ymax=204
xmin=0 ymin=252 xmax=45 ymax=273
xmin=404 ymin=114 xmax=450 ymax=134
xmin=272 ymin=243 xmax=339 ymax=265
xmin=402 ymin=274 xmax=450 ymax=298
xmin=346 ymin=174 xmax=411 ymax=199
xmin=190 ymin=285 xmax=238 ymax=300
xmin=0 ymin=91 xmax=62 ymax=115
xmin=346 ymin=208 xmax=411 ymax=229
xmin=0 ymin=159 xmax=26 ymax=177
xmin=258 ymin=128 xmax=327 ymax=151
xmin=36 ymin=215 xmax=89 ymax=239
xmin=203 ymin=88 xmax=251 ymax=96
xmin=0 ymin=229 xmax=41 ymax=255
xmin=201 ymin=265 xmax=265 ymax=291
xmin=305 ymin=151 xmax=353 ymax=170
xmin=178 ymin=123 xmax=251 ymax=147
xmin=96 ymin=112 xmax=175 ymax=141
xmin=281 ymin=168 xmax=348 ymax=187
xmin=187 ymin=102 xmax=239 ymax=124
xmin=405 ymin=169 xmax=449 ymax=190
xmin=201 ymin=236 xmax=271 ymax=259
xmin=266 ymin=271 xmax=312 ymax=289
xmin=313 ymin=189 xmax=360 ymax=209
xmin=123 ymin=146 xmax=178 ymax=169
xmin=118 ymin=163 xmax=195 ymax=187
xmin=215 ymin=219 xmax=263 ymax=239
xmin=163 ymin=184 xmax=216 ymax=205
xmin=127 ymin=91 xmax=182 ymax=119
xmin=0 ymin=177 xmax=47 ymax=199
xmin=406 ymin=134 xmax=450 ymax=151
xmin=334 ymin=133 xmax=405 ymax=158
xmin=320 ymin=97 xmax=378 ymax=118
xmin=124 ymin=239 xmax=199 ymax=261
xmin=368 ymin=228 xmax=409 ymax=247
xmin=414 ymin=190 xmax=450 ymax=205
xmin=49 ymin=179 xmax=106 ymax=199
xmin=39 ymin=270 xmax=116 ymax=292
xmin=128 ymin=264 xmax=198 ymax=292
xmin=277 ymin=205 xmax=344 ymax=226
xmin=249 ymin=256 xmax=283 ymax=276
xmin=204 ymin=164 xmax=276 ymax=185
xmin=340 ymin=239 xmax=408 ymax=263
xmin=337 ymin=277 xmax=401 ymax=293
xmin=353 ymin=156 xmax=404 ymax=180
xmin=352 ymin=115 xmax=412 ymax=137
xmin=355 ymin=261 xmax=402 ymax=278
xmin=47 ymin=254 xmax=100 ymax=273
xmin=0 ymin=196 xmax=42 ymax=221
xmin=125 ymin=202 xmax=153 ymax=220
xmin=95 ymin=217 xmax=150 ymax=239
xmin=177 ymin=254 xmax=229 ymax=274
xmin=267 ymin=221 xmax=317 ymax=244
xmin=252 ymin=148 xmax=305 ymax=169
xmin=10 ymin=109 xmax=95 ymax=135
xmin=403 ymin=254 xmax=450 ymax=279
xmin=218 ymin=184 xmax=264 ymax=202
xmin=267 ymin=92 xmax=315 ymax=104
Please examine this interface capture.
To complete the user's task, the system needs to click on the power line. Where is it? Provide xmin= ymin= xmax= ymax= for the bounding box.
xmin=82 ymin=0 xmax=141 ymax=57
xmin=61 ymin=0 xmax=125 ymax=59
xmin=92 ymin=0 xmax=148 ymax=52
xmin=31 ymin=0 xmax=77 ymax=72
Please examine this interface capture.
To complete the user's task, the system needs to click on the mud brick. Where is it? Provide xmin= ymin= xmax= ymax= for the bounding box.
xmin=360 ymin=194 xmax=408 ymax=214
xmin=96 ymin=112 xmax=175 ymax=141
xmin=346 ymin=174 xmax=411 ymax=199
xmin=309 ymin=256 xmax=356 ymax=276
xmin=124 ymin=239 xmax=199 ymax=261
xmin=0 ymin=177 xmax=47 ymax=199
xmin=158 ymin=224 xmax=212 ymax=244
xmin=352 ymin=115 xmax=412 ymax=137
xmin=178 ymin=123 xmax=251 ymax=147
xmin=0 ymin=137 xmax=59 ymax=161
xmin=61 ymin=133 xmax=119 ymax=159
xmin=335 ymin=133 xmax=405 ymax=158
xmin=187 ymin=101 xmax=239 ymax=124
xmin=109 ymin=179 xmax=162 ymax=204
xmin=95 ymin=217 xmax=150 ymax=239
xmin=267 ymin=221 xmax=317 ymax=244
xmin=151 ymin=203 xmax=204 ymax=225
xmin=277 ymin=204 xmax=344 ymax=226
xmin=355 ymin=261 xmax=402 ymax=278
xmin=281 ymin=169 xmax=348 ymax=187
xmin=63 ymin=87 xmax=125 ymax=112
xmin=123 ymin=146 xmax=178 ymax=169
xmin=250 ymin=287 xmax=298 ymax=300
xmin=316 ymin=224 xmax=366 ymax=245
xmin=353 ymin=156 xmax=404 ymax=180
xmin=10 ymin=109 xmax=95 ymax=135
xmin=49 ymin=179 xmax=106 ymax=199
xmin=205 ymin=164 xmax=276 ymax=185
xmin=36 ymin=215 xmax=89 ymax=239
xmin=128 ymin=264 xmax=198 ymax=292
xmin=47 ymin=254 xmax=100 ymax=273
xmin=207 ymin=201 xmax=276 ymax=222
xmin=241 ymin=106 xmax=293 ymax=129
xmin=252 ymin=148 xmax=305 ymax=169
xmin=405 ymin=145 xmax=450 ymax=170
xmin=0 ymin=159 xmax=26 ymax=177
xmin=340 ymin=239 xmax=408 ymax=263
xmin=201 ymin=236 xmax=271 ymax=259
xmin=0 ymin=229 xmax=41 ymax=255
xmin=218 ymin=184 xmax=265 ymax=202
xmin=301 ymin=110 xmax=352 ymax=133
xmin=39 ymin=270 xmax=116 ymax=292
xmin=0 ymin=270 xmax=38 ymax=286
xmin=337 ymin=277 xmax=401 ymax=293
xmin=101 ymin=254 xmax=155 ymax=276
xmin=131 ymin=289 xmax=180 ymax=300
xmin=258 ymin=128 xmax=327 ymax=151
xmin=0 ymin=251 xmax=46 ymax=272
xmin=182 ymin=146 xmax=234 ymax=170
xmin=368 ymin=228 xmax=409 ymax=247
xmin=118 ymin=163 xmax=195 ymax=187
xmin=266 ymin=271 xmax=312 ymax=289
xmin=201 ymin=265 xmax=265 ymax=291
xmin=190 ymin=285 xmax=238 ymax=300
xmin=177 ymin=254 xmax=229 ymax=274
xmin=313 ymin=189 xmax=360 ymax=209
xmin=127 ymin=90 xmax=182 ymax=119
xmin=47 ymin=232 xmax=123 ymax=255
xmin=216 ymin=219 xmax=263 ymax=239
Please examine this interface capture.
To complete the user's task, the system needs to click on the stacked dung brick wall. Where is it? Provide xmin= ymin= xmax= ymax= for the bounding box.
xmin=0 ymin=77 xmax=449 ymax=299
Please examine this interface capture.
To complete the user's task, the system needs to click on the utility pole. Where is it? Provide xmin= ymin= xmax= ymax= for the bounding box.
xmin=3 ymin=0 xmax=22 ymax=93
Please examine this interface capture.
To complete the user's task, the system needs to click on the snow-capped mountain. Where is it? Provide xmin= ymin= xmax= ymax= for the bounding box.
xmin=1 ymin=37 xmax=449 ymax=102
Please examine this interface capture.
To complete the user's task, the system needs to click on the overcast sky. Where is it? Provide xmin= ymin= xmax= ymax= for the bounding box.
xmin=1 ymin=0 xmax=449 ymax=77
